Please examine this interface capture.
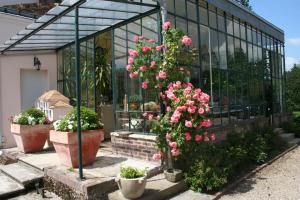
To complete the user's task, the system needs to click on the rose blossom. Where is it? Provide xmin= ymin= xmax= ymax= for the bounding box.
xmin=211 ymin=133 xmax=216 ymax=141
xmin=128 ymin=49 xmax=139 ymax=57
xmin=169 ymin=142 xmax=177 ymax=149
xmin=148 ymin=114 xmax=153 ymax=120
xmin=148 ymin=39 xmax=156 ymax=43
xmin=138 ymin=35 xmax=144 ymax=40
xmin=142 ymin=46 xmax=151 ymax=53
xmin=152 ymin=153 xmax=161 ymax=160
xmin=162 ymin=21 xmax=171 ymax=30
xmin=201 ymin=119 xmax=212 ymax=128
xmin=185 ymin=120 xmax=193 ymax=128
xmin=133 ymin=35 xmax=139 ymax=43
xmin=200 ymin=93 xmax=210 ymax=103
xmin=156 ymin=45 xmax=162 ymax=51
xmin=160 ymin=92 xmax=166 ymax=99
xmin=204 ymin=132 xmax=210 ymax=142
xmin=185 ymin=132 xmax=191 ymax=141
xmin=142 ymin=112 xmax=148 ymax=117
xmin=142 ymin=81 xmax=149 ymax=89
xmin=171 ymin=148 xmax=180 ymax=157
xmin=158 ymin=71 xmax=167 ymax=79
xmin=140 ymin=65 xmax=147 ymax=72
xmin=188 ymin=106 xmax=196 ymax=114
xmin=195 ymin=134 xmax=202 ymax=142
xmin=198 ymin=107 xmax=205 ymax=114
xmin=126 ymin=65 xmax=132 ymax=72
xmin=129 ymin=71 xmax=138 ymax=79
xmin=166 ymin=106 xmax=172 ymax=112
xmin=182 ymin=35 xmax=192 ymax=46
xmin=128 ymin=57 xmax=134 ymax=65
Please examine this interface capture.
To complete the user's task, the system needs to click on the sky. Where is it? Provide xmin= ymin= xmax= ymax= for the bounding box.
xmin=250 ymin=0 xmax=300 ymax=71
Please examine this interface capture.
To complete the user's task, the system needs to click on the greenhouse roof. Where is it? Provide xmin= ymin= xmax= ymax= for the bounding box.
xmin=0 ymin=0 xmax=158 ymax=53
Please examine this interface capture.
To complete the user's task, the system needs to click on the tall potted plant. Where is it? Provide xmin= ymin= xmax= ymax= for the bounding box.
xmin=10 ymin=108 xmax=51 ymax=153
xmin=50 ymin=107 xmax=104 ymax=168
xmin=126 ymin=21 xmax=215 ymax=182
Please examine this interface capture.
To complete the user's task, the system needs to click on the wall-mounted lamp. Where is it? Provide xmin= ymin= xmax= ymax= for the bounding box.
xmin=33 ymin=56 xmax=41 ymax=71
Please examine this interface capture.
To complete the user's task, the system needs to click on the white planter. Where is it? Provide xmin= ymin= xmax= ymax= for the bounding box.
xmin=115 ymin=175 xmax=147 ymax=199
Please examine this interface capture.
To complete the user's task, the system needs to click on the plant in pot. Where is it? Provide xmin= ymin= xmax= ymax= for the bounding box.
xmin=115 ymin=166 xmax=147 ymax=199
xmin=50 ymin=107 xmax=104 ymax=168
xmin=129 ymin=95 xmax=142 ymax=111
xmin=10 ymin=108 xmax=51 ymax=153
xmin=126 ymin=21 xmax=215 ymax=182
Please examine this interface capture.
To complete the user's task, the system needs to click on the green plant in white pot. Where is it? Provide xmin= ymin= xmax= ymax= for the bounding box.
xmin=115 ymin=166 xmax=147 ymax=199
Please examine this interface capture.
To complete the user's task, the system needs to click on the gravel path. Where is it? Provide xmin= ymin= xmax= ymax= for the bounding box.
xmin=220 ymin=146 xmax=300 ymax=200
xmin=8 ymin=191 xmax=61 ymax=200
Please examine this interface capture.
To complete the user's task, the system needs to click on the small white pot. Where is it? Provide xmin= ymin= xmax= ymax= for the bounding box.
xmin=115 ymin=174 xmax=147 ymax=199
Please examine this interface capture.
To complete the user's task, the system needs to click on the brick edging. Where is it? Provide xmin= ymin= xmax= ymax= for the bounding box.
xmin=213 ymin=144 xmax=298 ymax=200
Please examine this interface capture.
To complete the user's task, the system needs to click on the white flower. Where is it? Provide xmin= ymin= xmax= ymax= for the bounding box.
xmin=68 ymin=124 xmax=73 ymax=130
xmin=28 ymin=116 xmax=34 ymax=125
xmin=53 ymin=120 xmax=61 ymax=131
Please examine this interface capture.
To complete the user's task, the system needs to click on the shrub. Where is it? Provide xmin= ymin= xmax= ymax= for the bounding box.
xmin=280 ymin=121 xmax=300 ymax=138
xmin=13 ymin=108 xmax=48 ymax=125
xmin=120 ymin=166 xmax=145 ymax=179
xmin=53 ymin=107 xmax=103 ymax=132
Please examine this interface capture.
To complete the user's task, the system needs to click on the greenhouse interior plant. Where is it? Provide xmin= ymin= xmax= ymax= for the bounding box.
xmin=50 ymin=107 xmax=104 ymax=168
xmin=115 ymin=166 xmax=147 ymax=199
xmin=10 ymin=108 xmax=51 ymax=153
xmin=126 ymin=21 xmax=214 ymax=182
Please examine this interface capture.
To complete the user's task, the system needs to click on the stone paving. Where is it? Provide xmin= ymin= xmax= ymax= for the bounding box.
xmin=8 ymin=191 xmax=61 ymax=200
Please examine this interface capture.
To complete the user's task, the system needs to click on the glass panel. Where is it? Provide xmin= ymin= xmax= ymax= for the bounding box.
xmin=187 ymin=1 xmax=197 ymax=21
xmin=200 ymin=25 xmax=211 ymax=95
xmin=226 ymin=15 xmax=233 ymax=35
xmin=175 ymin=0 xmax=186 ymax=17
xmin=188 ymin=21 xmax=199 ymax=65
xmin=167 ymin=0 xmax=174 ymax=13
xmin=199 ymin=6 xmax=208 ymax=26
xmin=209 ymin=10 xmax=217 ymax=29
xmin=217 ymin=14 xmax=225 ymax=32
xmin=219 ymin=33 xmax=227 ymax=69
xmin=240 ymin=22 xmax=246 ymax=40
xmin=247 ymin=25 xmax=252 ymax=43
xmin=234 ymin=19 xmax=240 ymax=37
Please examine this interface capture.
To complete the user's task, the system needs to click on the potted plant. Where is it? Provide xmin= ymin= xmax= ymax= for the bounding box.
xmin=50 ymin=107 xmax=104 ymax=168
xmin=10 ymin=108 xmax=51 ymax=153
xmin=115 ymin=166 xmax=147 ymax=199
xmin=129 ymin=95 xmax=142 ymax=110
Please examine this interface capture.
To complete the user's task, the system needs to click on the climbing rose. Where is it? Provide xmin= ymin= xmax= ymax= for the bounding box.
xmin=128 ymin=57 xmax=134 ymax=65
xmin=126 ymin=65 xmax=132 ymax=72
xmin=158 ymin=71 xmax=167 ymax=79
xmin=198 ymin=107 xmax=204 ymax=114
xmin=201 ymin=119 xmax=212 ymax=128
xmin=195 ymin=134 xmax=202 ymax=142
xmin=166 ymin=106 xmax=172 ymax=112
xmin=185 ymin=132 xmax=191 ymax=141
xmin=211 ymin=133 xmax=216 ymax=141
xmin=182 ymin=35 xmax=192 ymax=46
xmin=185 ymin=120 xmax=193 ymax=128
xmin=128 ymin=49 xmax=138 ymax=58
xmin=166 ymin=132 xmax=172 ymax=141
xmin=129 ymin=72 xmax=138 ymax=79
xmin=152 ymin=153 xmax=161 ymax=160
xmin=140 ymin=65 xmax=147 ymax=72
xmin=162 ymin=21 xmax=171 ymax=30
xmin=142 ymin=46 xmax=151 ymax=53
xmin=156 ymin=45 xmax=162 ymax=51
xmin=171 ymin=148 xmax=180 ymax=157
xmin=142 ymin=81 xmax=148 ymax=89
xmin=204 ymin=132 xmax=210 ymax=142
xmin=148 ymin=39 xmax=156 ymax=43
xmin=169 ymin=142 xmax=177 ymax=149
xmin=133 ymin=35 xmax=139 ymax=43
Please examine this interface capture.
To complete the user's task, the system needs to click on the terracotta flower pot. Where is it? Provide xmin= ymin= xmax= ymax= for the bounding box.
xmin=11 ymin=123 xmax=51 ymax=153
xmin=50 ymin=129 xmax=104 ymax=168
xmin=115 ymin=175 xmax=147 ymax=199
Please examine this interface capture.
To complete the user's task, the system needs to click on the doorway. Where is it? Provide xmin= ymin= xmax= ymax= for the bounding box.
xmin=20 ymin=69 xmax=48 ymax=110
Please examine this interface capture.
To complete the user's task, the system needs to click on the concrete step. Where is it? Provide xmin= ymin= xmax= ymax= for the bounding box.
xmin=0 ymin=162 xmax=44 ymax=187
xmin=289 ymin=138 xmax=300 ymax=145
xmin=280 ymin=133 xmax=295 ymax=142
xmin=0 ymin=172 xmax=25 ymax=198
xmin=274 ymin=128 xmax=285 ymax=135
xmin=108 ymin=173 xmax=187 ymax=200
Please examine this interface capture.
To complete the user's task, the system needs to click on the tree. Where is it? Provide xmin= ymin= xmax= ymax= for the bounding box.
xmin=235 ymin=0 xmax=252 ymax=10
xmin=286 ymin=65 xmax=300 ymax=112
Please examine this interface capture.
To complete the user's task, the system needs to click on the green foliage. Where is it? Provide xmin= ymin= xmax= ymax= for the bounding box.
xmin=286 ymin=66 xmax=300 ymax=112
xmin=293 ymin=112 xmax=300 ymax=123
xmin=120 ymin=166 xmax=145 ymax=179
xmin=184 ymin=127 xmax=288 ymax=192
xmin=234 ymin=0 xmax=252 ymax=9
xmin=13 ymin=108 xmax=47 ymax=125
xmin=53 ymin=106 xmax=103 ymax=132
xmin=129 ymin=95 xmax=142 ymax=103
xmin=280 ymin=121 xmax=300 ymax=138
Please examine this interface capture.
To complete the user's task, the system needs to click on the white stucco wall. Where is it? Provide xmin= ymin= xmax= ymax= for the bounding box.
xmin=0 ymin=52 xmax=57 ymax=148
xmin=0 ymin=12 xmax=33 ymax=45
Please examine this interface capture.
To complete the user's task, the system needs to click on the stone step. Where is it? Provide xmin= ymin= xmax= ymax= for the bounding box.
xmin=0 ymin=162 xmax=44 ymax=187
xmin=279 ymin=133 xmax=295 ymax=142
xmin=108 ymin=173 xmax=187 ymax=200
xmin=0 ymin=172 xmax=25 ymax=198
xmin=289 ymin=138 xmax=300 ymax=145
xmin=274 ymin=128 xmax=285 ymax=135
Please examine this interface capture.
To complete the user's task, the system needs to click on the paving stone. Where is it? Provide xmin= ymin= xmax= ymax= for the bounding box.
xmin=280 ymin=133 xmax=295 ymax=142
xmin=0 ymin=162 xmax=44 ymax=186
xmin=0 ymin=172 xmax=24 ymax=198
xmin=170 ymin=190 xmax=214 ymax=200
xmin=108 ymin=173 xmax=188 ymax=200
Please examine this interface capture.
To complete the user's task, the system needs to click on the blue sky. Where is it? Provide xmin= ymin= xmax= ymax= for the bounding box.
xmin=250 ymin=0 xmax=300 ymax=70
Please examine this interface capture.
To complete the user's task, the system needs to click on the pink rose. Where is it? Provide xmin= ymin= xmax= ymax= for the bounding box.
xmin=160 ymin=92 xmax=166 ymax=99
xmin=186 ymin=100 xmax=194 ymax=106
xmin=200 ymin=93 xmax=210 ymax=103
xmin=140 ymin=65 xmax=147 ymax=72
xmin=156 ymin=45 xmax=162 ymax=51
xmin=156 ymin=115 xmax=160 ymax=120
xmin=142 ymin=81 xmax=148 ymax=89
xmin=142 ymin=46 xmax=151 ymax=53
xmin=198 ymin=107 xmax=205 ymax=114
xmin=185 ymin=132 xmax=191 ymax=141
xmin=201 ymin=119 xmax=212 ymax=128
xmin=138 ymin=35 xmax=144 ymax=40
xmin=128 ymin=57 xmax=134 ymax=65
xmin=211 ymin=133 xmax=216 ymax=141
xmin=148 ymin=39 xmax=156 ymax=43
xmin=148 ymin=114 xmax=153 ymax=120
xmin=128 ymin=49 xmax=139 ymax=57
xmin=195 ymin=134 xmax=202 ymax=142
xmin=204 ymin=132 xmax=210 ymax=142
xmin=150 ymin=61 xmax=156 ymax=70
xmin=166 ymin=106 xmax=172 ymax=112
xmin=185 ymin=120 xmax=193 ymax=128
xmin=182 ymin=35 xmax=192 ymax=46
xmin=152 ymin=153 xmax=161 ymax=160
xmin=158 ymin=71 xmax=167 ymax=79
xmin=188 ymin=106 xmax=196 ymax=114
xmin=142 ymin=112 xmax=148 ymax=117
xmin=126 ymin=65 xmax=132 ymax=72
xmin=171 ymin=148 xmax=180 ymax=157
xmin=129 ymin=72 xmax=138 ymax=79
xmin=133 ymin=35 xmax=139 ymax=43
xmin=162 ymin=21 xmax=171 ymax=30
xmin=169 ymin=142 xmax=177 ymax=149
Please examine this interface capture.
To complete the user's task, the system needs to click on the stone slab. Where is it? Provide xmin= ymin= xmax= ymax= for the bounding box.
xmin=280 ymin=133 xmax=295 ymax=142
xmin=0 ymin=163 xmax=44 ymax=186
xmin=170 ymin=190 xmax=214 ymax=200
xmin=108 ymin=173 xmax=188 ymax=200
xmin=0 ymin=172 xmax=24 ymax=198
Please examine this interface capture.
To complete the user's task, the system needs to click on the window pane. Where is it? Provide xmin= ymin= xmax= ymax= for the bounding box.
xmin=218 ymin=14 xmax=225 ymax=32
xmin=226 ymin=16 xmax=233 ymax=35
xmin=209 ymin=10 xmax=217 ymax=29
xmin=175 ymin=0 xmax=186 ymax=17
xmin=219 ymin=32 xmax=227 ymax=69
xmin=187 ymin=1 xmax=197 ymax=21
xmin=247 ymin=26 xmax=252 ymax=43
xmin=199 ymin=6 xmax=208 ymax=26
xmin=240 ymin=22 xmax=246 ymax=40
xmin=234 ymin=19 xmax=240 ymax=37
xmin=167 ymin=0 xmax=174 ymax=13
